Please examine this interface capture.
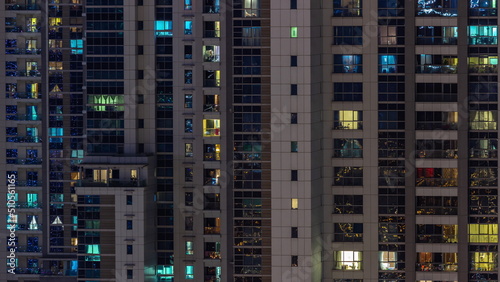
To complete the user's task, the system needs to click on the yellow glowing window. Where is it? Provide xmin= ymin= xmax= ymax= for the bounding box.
xmin=49 ymin=18 xmax=62 ymax=26
xmin=26 ymin=61 xmax=38 ymax=71
xmin=71 ymin=238 xmax=78 ymax=246
xmin=470 ymin=111 xmax=498 ymax=130
xmin=471 ymin=252 xmax=498 ymax=271
xmin=49 ymin=62 xmax=63 ymax=70
xmin=334 ymin=110 xmax=363 ymax=130
xmin=49 ymin=40 xmax=63 ymax=48
xmin=27 ymin=18 xmax=38 ymax=32
xmin=469 ymin=224 xmax=498 ymax=243
xmin=26 ymin=39 xmax=37 ymax=49
xmin=334 ymin=251 xmax=362 ymax=270
xmin=71 ymin=172 xmax=80 ymax=180
xmin=291 ymin=198 xmax=299 ymax=209
xmin=291 ymin=27 xmax=298 ymax=37
xmin=203 ymin=119 xmax=221 ymax=137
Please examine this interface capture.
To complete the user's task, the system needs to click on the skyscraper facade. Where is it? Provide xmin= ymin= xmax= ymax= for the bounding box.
xmin=0 ymin=0 xmax=499 ymax=282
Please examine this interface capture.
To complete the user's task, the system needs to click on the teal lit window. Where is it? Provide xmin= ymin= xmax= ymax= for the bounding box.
xmin=470 ymin=0 xmax=497 ymax=16
xmin=70 ymin=39 xmax=83 ymax=54
xmin=185 ymin=265 xmax=194 ymax=279
xmin=157 ymin=265 xmax=174 ymax=275
xmin=49 ymin=128 xmax=64 ymax=136
xmin=156 ymin=21 xmax=173 ymax=37
xmin=86 ymin=244 xmax=101 ymax=254
xmin=184 ymin=0 xmax=192 ymax=9
xmin=469 ymin=26 xmax=498 ymax=45
xmin=291 ymin=27 xmax=298 ymax=37
xmin=184 ymin=21 xmax=193 ymax=35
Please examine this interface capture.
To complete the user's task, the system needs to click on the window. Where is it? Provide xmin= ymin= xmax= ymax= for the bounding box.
xmin=379 ymin=0 xmax=404 ymax=16
xmin=291 ymin=256 xmax=298 ymax=267
xmin=416 ymin=139 xmax=458 ymax=159
xmin=137 ymin=94 xmax=144 ymax=104
xmin=204 ymin=95 xmax=220 ymax=112
xmin=378 ymin=54 xmax=405 ymax=73
xmin=126 ymin=220 xmax=133 ymax=230
xmin=203 ymin=119 xmax=221 ymax=136
xmin=469 ymin=224 xmax=498 ymax=243
xmin=185 ymin=241 xmax=194 ymax=255
xmin=291 ymin=141 xmax=298 ymax=152
xmin=417 ymin=224 xmax=458 ymax=243
xmin=334 ymin=195 xmax=363 ymax=214
xmin=184 ymin=70 xmax=193 ymax=84
xmin=379 ymin=251 xmax=404 ymax=270
xmin=185 ymin=217 xmax=194 ymax=231
xmin=416 ymin=54 xmax=458 ymax=74
xmin=127 ymin=269 xmax=133 ymax=279
xmin=243 ymin=0 xmax=260 ymax=17
xmin=291 ymin=27 xmax=298 ymax=37
xmin=184 ymin=45 xmax=193 ymax=59
xmin=184 ymin=94 xmax=193 ymax=108
xmin=291 ymin=170 xmax=298 ymax=181
xmin=185 ymin=192 xmax=193 ymax=206
xmin=155 ymin=20 xmax=173 ymax=37
xmin=138 ymin=119 xmax=144 ymax=128
xmin=204 ymin=217 xmax=221 ymax=234
xmin=416 ymin=168 xmax=458 ymax=187
xmin=333 ymin=83 xmax=362 ymax=101
xmin=204 ymin=242 xmax=221 ymax=259
xmin=415 ymin=83 xmax=457 ymax=102
xmin=470 ymin=110 xmax=498 ymax=130
xmin=204 ymin=144 xmax=221 ymax=161
xmin=416 ymin=111 xmax=458 ymax=130
xmin=138 ymin=21 xmax=144 ymax=30
xmin=468 ymin=55 xmax=498 ymax=73
xmin=204 ymin=193 xmax=221 ymax=210
xmin=291 ymin=113 xmax=298 ymax=124
xmin=333 ymin=55 xmax=363 ymax=73
xmin=138 ymin=45 xmax=144 ymax=55
xmin=291 ymin=0 xmax=297 ymax=9
xmin=291 ymin=198 xmax=299 ymax=209
xmin=333 ymin=139 xmax=363 ymax=158
xmin=333 ymin=26 xmax=362 ymax=45
xmin=416 ymin=26 xmax=458 ymax=45
xmin=185 ymin=119 xmax=193 ymax=133
xmin=126 ymin=195 xmax=132 ymax=205
xmin=333 ymin=0 xmax=361 ymax=16
xmin=417 ymin=252 xmax=458 ymax=272
xmin=334 ymin=223 xmax=363 ymax=242
xmin=471 ymin=251 xmax=498 ymax=271
xmin=185 ymin=168 xmax=193 ymax=182
xmin=204 ymin=21 xmax=221 ymax=38
xmin=469 ymin=26 xmax=498 ymax=45
xmin=291 ymin=84 xmax=298 ymax=95
xmin=291 ymin=56 xmax=298 ymax=66
xmin=184 ymin=0 xmax=192 ymax=10
xmin=417 ymin=196 xmax=458 ymax=215
xmin=333 ymin=110 xmax=363 ymax=129
xmin=333 ymin=167 xmax=363 ymax=186
xmin=417 ymin=0 xmax=458 ymax=16
xmin=291 ymin=227 xmax=298 ymax=238
xmin=334 ymin=251 xmax=362 ymax=270
xmin=378 ymin=21 xmax=405 ymax=45
xmin=470 ymin=0 xmax=498 ymax=16
xmin=185 ymin=265 xmax=194 ymax=279
xmin=127 ymin=245 xmax=133 ymax=254
xmin=203 ymin=45 xmax=220 ymax=62
xmin=184 ymin=20 xmax=193 ymax=35
xmin=185 ymin=143 xmax=193 ymax=157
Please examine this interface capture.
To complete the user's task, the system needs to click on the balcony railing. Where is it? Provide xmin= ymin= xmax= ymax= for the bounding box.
xmin=16 ymin=180 xmax=42 ymax=187
xmin=204 ymin=152 xmax=221 ymax=161
xmin=204 ymin=177 xmax=220 ymax=186
xmin=470 ymin=149 xmax=498 ymax=159
xmin=11 ymin=224 xmax=42 ymax=231
xmin=5 ymin=26 xmax=41 ymax=33
xmin=6 ymin=114 xmax=41 ymax=121
xmin=6 ymin=136 xmax=42 ymax=143
xmin=204 ymin=251 xmax=221 ymax=259
xmin=416 ymin=263 xmax=458 ymax=272
xmin=203 ymin=104 xmax=220 ymax=112
xmin=40 ymin=269 xmax=77 ymax=276
xmin=8 ymin=158 xmax=42 ymax=165
xmin=204 ymin=30 xmax=221 ymax=38
xmin=6 ymin=92 xmax=41 ymax=99
xmin=203 ymin=5 xmax=220 ymax=13
xmin=14 ymin=267 xmax=41 ymax=274
xmin=8 ymin=245 xmax=42 ymax=252
xmin=204 ymin=226 xmax=221 ymax=234
xmin=416 ymin=149 xmax=458 ymax=159
xmin=416 ymin=65 xmax=458 ymax=74
xmin=5 ymin=4 xmax=41 ymax=10
xmin=5 ymin=70 xmax=42 ymax=77
xmin=5 ymin=48 xmax=42 ymax=55
xmin=203 ymin=79 xmax=221 ymax=87
xmin=15 ymin=202 xmax=42 ymax=209
xmin=76 ymin=179 xmax=147 ymax=187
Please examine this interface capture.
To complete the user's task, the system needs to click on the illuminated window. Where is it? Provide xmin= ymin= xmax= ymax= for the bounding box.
xmin=244 ymin=0 xmax=260 ymax=17
xmin=185 ymin=143 xmax=193 ymax=157
xmin=86 ymin=245 xmax=100 ymax=254
xmin=291 ymin=198 xmax=299 ymax=209
xmin=470 ymin=111 xmax=498 ymax=130
xmin=203 ymin=45 xmax=221 ymax=62
xmin=469 ymin=26 xmax=498 ymax=45
xmin=470 ymin=0 xmax=498 ymax=16
xmin=468 ymin=55 xmax=498 ymax=73
xmin=185 ymin=241 xmax=194 ymax=255
xmin=184 ymin=0 xmax=192 ymax=10
xmin=70 ymin=39 xmax=83 ymax=54
xmin=333 ymin=55 xmax=363 ymax=73
xmin=203 ymin=119 xmax=221 ymax=137
xmin=416 ymin=168 xmax=458 ymax=187
xmin=333 ymin=110 xmax=363 ymax=130
xmin=469 ymin=224 xmax=498 ymax=243
xmin=155 ymin=21 xmax=173 ymax=37
xmin=184 ymin=21 xmax=193 ymax=35
xmin=334 ymin=251 xmax=362 ymax=270
xmin=49 ymin=18 xmax=62 ymax=26
xmin=291 ymin=27 xmax=298 ymax=37
xmin=333 ymin=0 xmax=362 ymax=16
xmin=379 ymin=251 xmax=400 ymax=270
xmin=27 ymin=18 xmax=38 ymax=32
xmin=417 ymin=0 xmax=458 ymax=16
xmin=49 ymin=62 xmax=63 ymax=70
xmin=333 ymin=139 xmax=363 ymax=158
xmin=185 ymin=265 xmax=194 ymax=279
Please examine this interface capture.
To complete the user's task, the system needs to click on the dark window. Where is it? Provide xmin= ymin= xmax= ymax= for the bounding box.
xmin=138 ymin=70 xmax=144 ymax=79
xmin=184 ymin=45 xmax=193 ymax=59
xmin=185 ymin=192 xmax=193 ymax=206
xmin=291 ymin=227 xmax=298 ymax=238
xmin=334 ymin=0 xmax=362 ymax=16
xmin=333 ymin=195 xmax=363 ymax=214
xmin=291 ymin=113 xmax=298 ymax=124
xmin=126 ymin=195 xmax=132 ymax=205
xmin=333 ymin=82 xmax=362 ymax=101
xmin=334 ymin=223 xmax=363 ymax=242
xmin=138 ymin=119 xmax=144 ymax=128
xmin=333 ymin=26 xmax=362 ymax=45
xmin=127 ymin=245 xmax=133 ymax=254
xmin=138 ymin=45 xmax=144 ymax=55
xmin=291 ymin=56 xmax=298 ymax=66
xmin=291 ymin=255 xmax=298 ymax=267
xmin=127 ymin=269 xmax=133 ymax=279
xmin=127 ymin=220 xmax=133 ymax=230
xmin=138 ymin=21 xmax=144 ymax=30
xmin=333 ymin=167 xmax=363 ymax=186
xmin=291 ymin=0 xmax=297 ymax=9
xmin=291 ymin=84 xmax=298 ymax=95
xmin=291 ymin=170 xmax=298 ymax=181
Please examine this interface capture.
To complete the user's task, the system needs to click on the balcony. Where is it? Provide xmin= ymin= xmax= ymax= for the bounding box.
xmin=16 ymin=180 xmax=42 ymax=187
xmin=6 ymin=92 xmax=41 ymax=99
xmin=11 ymin=224 xmax=42 ymax=231
xmin=204 ymin=251 xmax=221 ymax=259
xmin=40 ymin=269 xmax=77 ymax=276
xmin=7 ymin=158 xmax=42 ymax=165
xmin=204 ymin=30 xmax=221 ymax=38
xmin=5 ymin=48 xmax=42 ymax=55
xmin=6 ymin=114 xmax=41 ymax=121
xmin=203 ymin=5 xmax=220 ymax=13
xmin=6 ymin=136 xmax=42 ymax=143
xmin=204 ymin=152 xmax=221 ymax=161
xmin=15 ymin=202 xmax=42 ymax=209
xmin=416 ymin=149 xmax=458 ymax=159
xmin=5 ymin=2 xmax=41 ymax=10
xmin=416 ymin=263 xmax=458 ymax=272
xmin=204 ymin=226 xmax=221 ymax=234
xmin=416 ymin=65 xmax=457 ymax=74
xmin=14 ymin=267 xmax=41 ymax=274
xmin=5 ymin=70 xmax=41 ymax=77
xmin=76 ymin=179 xmax=147 ymax=187
xmin=204 ymin=103 xmax=220 ymax=112
xmin=5 ymin=26 xmax=41 ymax=33
xmin=8 ymin=245 xmax=42 ymax=252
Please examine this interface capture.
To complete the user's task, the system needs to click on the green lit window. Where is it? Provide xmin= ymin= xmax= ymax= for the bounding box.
xmin=49 ymin=128 xmax=64 ymax=136
xmin=157 ymin=265 xmax=174 ymax=275
xmin=291 ymin=27 xmax=298 ymax=37
xmin=86 ymin=244 xmax=101 ymax=254
xmin=185 ymin=265 xmax=194 ymax=279
xmin=185 ymin=241 xmax=194 ymax=255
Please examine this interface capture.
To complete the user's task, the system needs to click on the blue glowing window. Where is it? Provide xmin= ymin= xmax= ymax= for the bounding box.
xmin=155 ymin=21 xmax=173 ymax=37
